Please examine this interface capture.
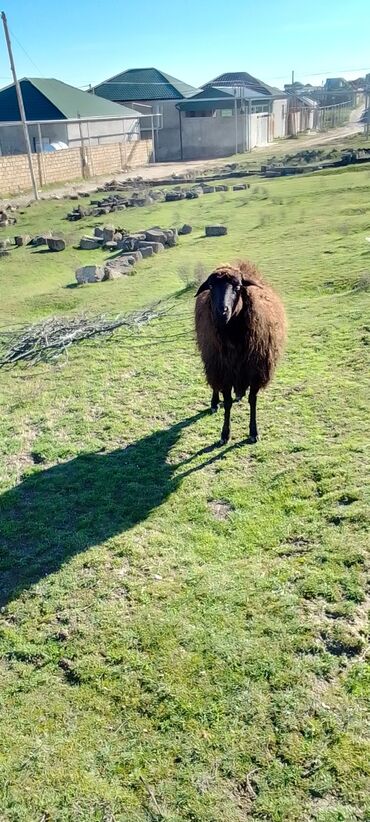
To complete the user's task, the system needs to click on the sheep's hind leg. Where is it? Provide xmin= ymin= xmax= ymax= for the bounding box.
xmin=211 ymin=390 xmax=220 ymax=413
xmin=220 ymin=388 xmax=232 ymax=445
xmin=248 ymin=388 xmax=259 ymax=443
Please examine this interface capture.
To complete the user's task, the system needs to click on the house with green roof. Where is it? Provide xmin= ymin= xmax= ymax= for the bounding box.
xmin=0 ymin=77 xmax=142 ymax=156
xmin=92 ymin=68 xmax=198 ymax=161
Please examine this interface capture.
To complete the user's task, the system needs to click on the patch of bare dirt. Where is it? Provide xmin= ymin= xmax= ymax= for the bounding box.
xmin=208 ymin=499 xmax=234 ymax=520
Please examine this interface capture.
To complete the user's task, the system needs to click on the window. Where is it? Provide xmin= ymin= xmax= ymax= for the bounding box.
xmin=220 ymin=109 xmax=233 ymax=117
xmin=251 ymin=103 xmax=270 ymax=114
xmin=185 ymin=109 xmax=215 ymax=118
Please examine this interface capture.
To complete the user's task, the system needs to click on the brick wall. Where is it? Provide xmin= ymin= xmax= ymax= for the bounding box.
xmin=0 ymin=139 xmax=153 ymax=196
xmin=86 ymin=140 xmax=152 ymax=176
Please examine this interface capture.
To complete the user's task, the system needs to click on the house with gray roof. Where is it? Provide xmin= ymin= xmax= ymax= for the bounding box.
xmin=0 ymin=77 xmax=142 ymax=156
xmin=176 ymin=86 xmax=272 ymax=159
xmin=92 ymin=67 xmax=198 ymax=161
xmin=203 ymin=72 xmax=288 ymax=141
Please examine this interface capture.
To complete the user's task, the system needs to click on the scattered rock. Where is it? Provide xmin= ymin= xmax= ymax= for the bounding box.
xmin=102 ymin=225 xmax=116 ymax=243
xmin=0 ymin=249 xmax=10 ymax=257
xmin=69 ymin=193 xmax=79 ymax=200
xmin=202 ymin=185 xmax=216 ymax=194
xmin=47 ymin=237 xmax=66 ymax=252
xmin=163 ymin=228 xmax=178 ymax=247
xmin=129 ymin=196 xmax=152 ymax=207
xmin=130 ymin=232 xmax=147 ymax=242
xmin=119 ymin=250 xmax=142 ymax=263
xmin=139 ymin=246 xmax=154 ymax=259
xmin=75 ymin=206 xmax=91 ymax=218
xmin=104 ymin=259 xmax=132 ymax=276
xmin=145 ymin=228 xmax=168 ymax=244
xmin=75 ymin=265 xmax=106 ymax=284
xmin=149 ymin=191 xmax=165 ymax=202
xmin=165 ymin=191 xmax=186 ymax=202
xmin=94 ymin=226 xmax=104 ymax=238
xmin=66 ymin=210 xmax=82 ymax=222
xmin=215 ymin=185 xmax=229 ymax=192
xmin=104 ymin=241 xmax=118 ymax=252
xmin=103 ymin=268 xmax=124 ymax=281
xmin=178 ymin=224 xmax=192 ymax=235
xmin=14 ymin=235 xmax=31 ymax=247
xmin=186 ymin=191 xmax=199 ymax=200
xmin=125 ymin=248 xmax=143 ymax=263
xmin=30 ymin=234 xmax=51 ymax=247
xmin=138 ymin=241 xmax=164 ymax=253
xmin=117 ymin=236 xmax=137 ymax=252
xmin=0 ymin=208 xmax=17 ymax=226
xmin=233 ymin=184 xmax=248 ymax=191
xmin=205 ymin=225 xmax=228 ymax=237
xmin=79 ymin=236 xmax=100 ymax=250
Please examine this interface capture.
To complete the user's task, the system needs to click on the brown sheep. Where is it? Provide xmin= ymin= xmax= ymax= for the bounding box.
xmin=195 ymin=261 xmax=286 ymax=444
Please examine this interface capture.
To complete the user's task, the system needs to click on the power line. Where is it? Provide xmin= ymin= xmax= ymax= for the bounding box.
xmin=8 ymin=26 xmax=42 ymax=74
xmin=269 ymin=66 xmax=370 ymax=82
xmin=84 ymin=67 xmax=370 ymax=86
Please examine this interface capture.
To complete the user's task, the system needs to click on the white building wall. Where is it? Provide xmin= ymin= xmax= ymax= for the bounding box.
xmin=0 ymin=122 xmax=68 ymax=155
xmin=272 ymin=99 xmax=287 ymax=138
xmin=66 ymin=117 xmax=139 ymax=146
xmin=0 ymin=118 xmax=140 ymax=155
xmin=249 ymin=113 xmax=271 ymax=148
xmin=138 ymin=100 xmax=182 ymax=162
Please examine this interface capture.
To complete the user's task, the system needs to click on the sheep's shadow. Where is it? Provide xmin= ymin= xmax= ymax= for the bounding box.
xmin=0 ymin=410 xmax=242 ymax=608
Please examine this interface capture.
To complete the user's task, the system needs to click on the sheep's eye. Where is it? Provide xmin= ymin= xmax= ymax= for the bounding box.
xmin=235 ymin=285 xmax=241 ymax=293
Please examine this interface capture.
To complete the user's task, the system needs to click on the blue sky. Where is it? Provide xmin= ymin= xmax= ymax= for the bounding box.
xmin=0 ymin=0 xmax=369 ymax=91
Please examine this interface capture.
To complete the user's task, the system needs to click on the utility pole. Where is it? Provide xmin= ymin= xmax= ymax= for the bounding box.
xmin=234 ymin=90 xmax=238 ymax=155
xmin=365 ymin=74 xmax=370 ymax=140
xmin=1 ymin=11 xmax=39 ymax=200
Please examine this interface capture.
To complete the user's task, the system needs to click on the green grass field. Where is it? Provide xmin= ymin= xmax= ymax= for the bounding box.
xmin=0 ymin=165 xmax=369 ymax=822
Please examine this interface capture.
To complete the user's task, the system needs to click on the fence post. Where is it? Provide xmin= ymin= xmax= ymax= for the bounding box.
xmin=77 ymin=115 xmax=90 ymax=178
xmin=86 ymin=121 xmax=95 ymax=177
xmin=36 ymin=122 xmax=46 ymax=187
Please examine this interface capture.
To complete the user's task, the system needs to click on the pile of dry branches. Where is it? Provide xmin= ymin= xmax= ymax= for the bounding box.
xmin=0 ymin=301 xmax=170 ymax=368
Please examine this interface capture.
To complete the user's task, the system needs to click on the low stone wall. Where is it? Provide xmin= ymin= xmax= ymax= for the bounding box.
xmin=0 ymin=139 xmax=153 ymax=196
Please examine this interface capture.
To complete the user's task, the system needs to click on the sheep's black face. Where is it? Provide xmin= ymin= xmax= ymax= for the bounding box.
xmin=209 ymin=276 xmax=242 ymax=327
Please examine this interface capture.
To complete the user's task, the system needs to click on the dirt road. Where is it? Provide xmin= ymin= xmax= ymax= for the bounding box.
xmin=6 ymin=106 xmax=366 ymax=205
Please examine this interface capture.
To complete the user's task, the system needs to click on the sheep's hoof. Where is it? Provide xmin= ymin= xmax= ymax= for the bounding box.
xmin=220 ymin=433 xmax=230 ymax=446
xmin=234 ymin=394 xmax=244 ymax=403
xmin=247 ymin=434 xmax=259 ymax=444
xmin=211 ymin=405 xmax=218 ymax=414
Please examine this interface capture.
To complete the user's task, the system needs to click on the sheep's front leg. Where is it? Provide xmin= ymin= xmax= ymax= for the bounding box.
xmin=248 ymin=388 xmax=259 ymax=443
xmin=211 ymin=390 xmax=220 ymax=413
xmin=220 ymin=388 xmax=232 ymax=445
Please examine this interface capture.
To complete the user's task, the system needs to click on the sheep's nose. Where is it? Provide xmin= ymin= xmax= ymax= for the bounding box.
xmin=222 ymin=307 xmax=228 ymax=315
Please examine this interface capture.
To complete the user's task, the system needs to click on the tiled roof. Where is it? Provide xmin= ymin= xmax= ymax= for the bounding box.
xmin=93 ymin=67 xmax=198 ymax=102
xmin=204 ymin=71 xmax=285 ymax=98
xmin=0 ymin=77 xmax=138 ymax=121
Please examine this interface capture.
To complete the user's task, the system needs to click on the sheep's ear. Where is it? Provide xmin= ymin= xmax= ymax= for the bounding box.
xmin=195 ymin=279 xmax=210 ymax=296
xmin=241 ymin=276 xmax=262 ymax=289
